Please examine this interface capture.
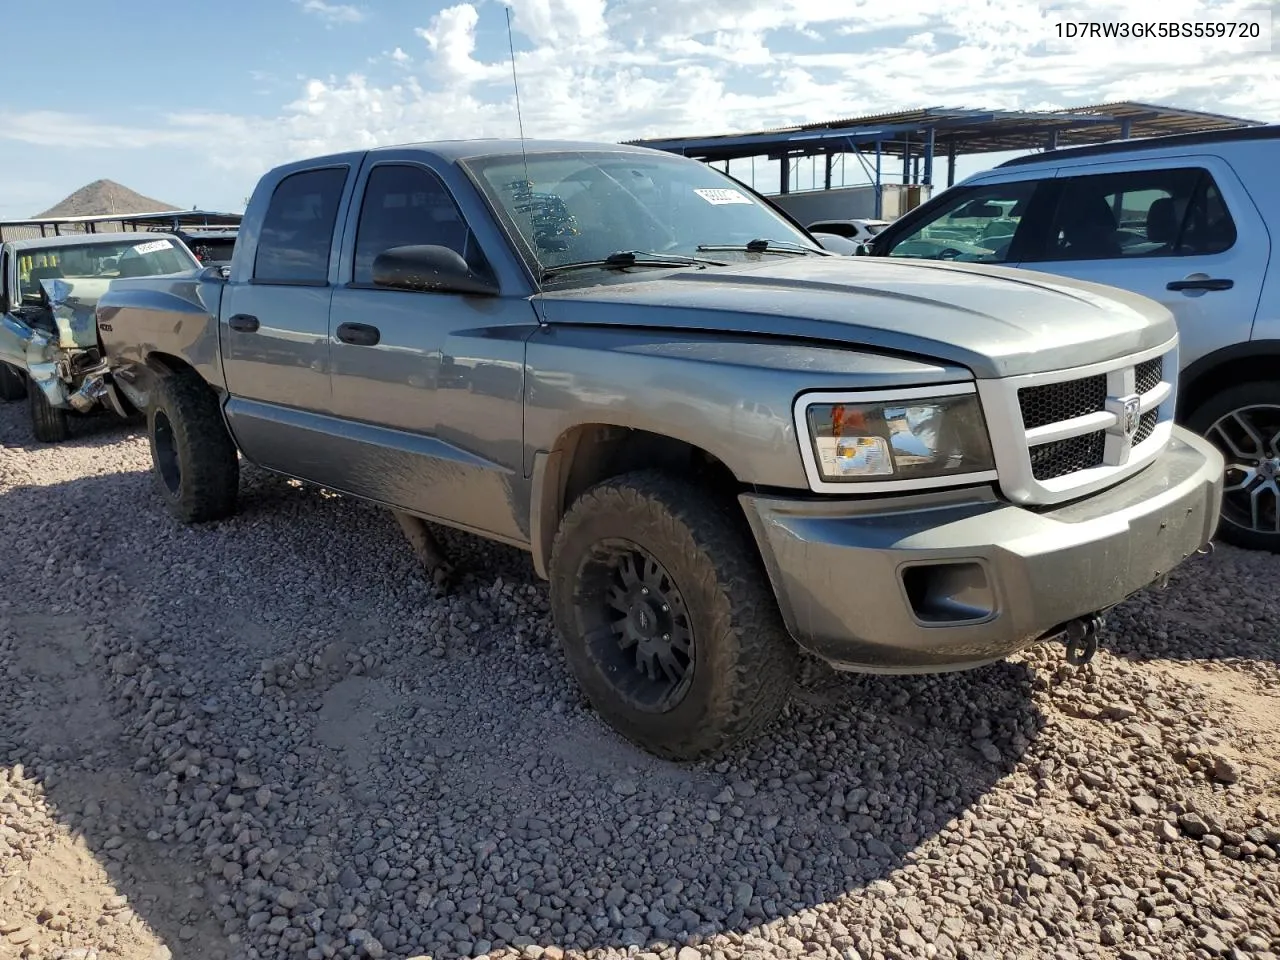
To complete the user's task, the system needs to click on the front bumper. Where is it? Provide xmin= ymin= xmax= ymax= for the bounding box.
xmin=741 ymin=426 xmax=1224 ymax=673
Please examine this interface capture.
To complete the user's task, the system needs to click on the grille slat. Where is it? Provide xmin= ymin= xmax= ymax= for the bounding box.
xmin=1018 ymin=375 xmax=1107 ymax=430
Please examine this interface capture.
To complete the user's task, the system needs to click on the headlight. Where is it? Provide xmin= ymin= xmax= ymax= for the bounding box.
xmin=798 ymin=388 xmax=996 ymax=488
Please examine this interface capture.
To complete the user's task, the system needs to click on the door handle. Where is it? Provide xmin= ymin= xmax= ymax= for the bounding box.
xmin=1167 ymin=277 xmax=1233 ymax=292
xmin=228 ymin=313 xmax=260 ymax=333
xmin=336 ymin=322 xmax=381 ymax=347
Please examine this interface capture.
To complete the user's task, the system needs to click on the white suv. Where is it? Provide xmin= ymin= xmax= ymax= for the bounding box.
xmin=863 ymin=125 xmax=1279 ymax=552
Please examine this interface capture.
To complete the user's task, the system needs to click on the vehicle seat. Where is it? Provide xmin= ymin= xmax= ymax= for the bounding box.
xmin=1058 ymin=194 xmax=1121 ymax=259
xmin=116 ymin=255 xmax=152 ymax=278
xmin=1145 ymin=196 xmax=1182 ymax=251
xmin=23 ymin=264 xmax=64 ymax=302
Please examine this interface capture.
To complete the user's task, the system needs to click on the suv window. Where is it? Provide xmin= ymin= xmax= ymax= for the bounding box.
xmin=809 ymin=221 xmax=858 ymax=239
xmin=253 ymin=166 xmax=348 ymax=284
xmin=352 ymin=163 xmax=485 ymax=286
xmin=879 ymin=181 xmax=1039 ymax=263
xmin=1030 ymin=166 xmax=1236 ymax=261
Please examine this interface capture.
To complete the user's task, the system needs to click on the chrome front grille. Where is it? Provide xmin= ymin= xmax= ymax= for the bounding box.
xmin=976 ymin=339 xmax=1179 ymax=506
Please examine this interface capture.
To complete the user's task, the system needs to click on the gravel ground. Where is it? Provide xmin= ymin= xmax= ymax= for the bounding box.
xmin=2 ymin=405 xmax=1280 ymax=960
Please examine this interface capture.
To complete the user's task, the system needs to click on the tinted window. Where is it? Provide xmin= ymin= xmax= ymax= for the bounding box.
xmin=880 ymin=181 xmax=1039 ymax=264
xmin=253 ymin=167 xmax=348 ymax=283
xmin=809 ymin=221 xmax=858 ymax=238
xmin=1032 ymin=167 xmax=1235 ymax=261
xmin=353 ymin=164 xmax=483 ymax=285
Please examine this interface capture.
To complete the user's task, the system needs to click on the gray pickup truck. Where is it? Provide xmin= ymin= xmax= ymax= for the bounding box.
xmin=96 ymin=138 xmax=1224 ymax=760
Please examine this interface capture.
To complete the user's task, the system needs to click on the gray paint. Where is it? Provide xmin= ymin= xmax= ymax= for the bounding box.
xmin=94 ymin=138 xmax=1224 ymax=673
xmin=742 ymin=426 xmax=1222 ymax=672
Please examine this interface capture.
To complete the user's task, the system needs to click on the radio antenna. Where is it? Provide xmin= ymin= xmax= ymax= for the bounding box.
xmin=504 ymin=4 xmax=540 ymax=281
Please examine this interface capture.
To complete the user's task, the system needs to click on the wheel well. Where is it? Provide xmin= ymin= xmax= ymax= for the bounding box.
xmin=145 ymin=351 xmax=194 ymax=378
xmin=532 ymin=424 xmax=741 ymax=579
xmin=1179 ymin=351 xmax=1280 ymax=420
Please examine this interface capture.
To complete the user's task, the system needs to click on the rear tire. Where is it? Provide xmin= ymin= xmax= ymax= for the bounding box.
xmin=0 ymin=362 xmax=26 ymax=401
xmin=28 ymin=383 xmax=69 ymax=443
xmin=1185 ymin=380 xmax=1280 ymax=553
xmin=548 ymin=469 xmax=799 ymax=761
xmin=147 ymin=368 xmax=239 ymax=523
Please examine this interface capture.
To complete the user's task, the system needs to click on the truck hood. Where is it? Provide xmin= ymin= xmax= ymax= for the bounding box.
xmin=533 ymin=256 xmax=1177 ymax=379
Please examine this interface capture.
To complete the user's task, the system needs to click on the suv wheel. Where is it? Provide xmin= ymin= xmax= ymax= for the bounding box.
xmin=548 ymin=469 xmax=799 ymax=761
xmin=1186 ymin=381 xmax=1280 ymax=552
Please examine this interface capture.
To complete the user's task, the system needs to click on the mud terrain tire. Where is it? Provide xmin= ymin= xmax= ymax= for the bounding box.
xmin=147 ymin=367 xmax=239 ymax=523
xmin=549 ymin=469 xmax=799 ymax=761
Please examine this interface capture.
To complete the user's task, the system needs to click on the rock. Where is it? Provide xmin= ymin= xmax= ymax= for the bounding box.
xmin=1212 ymin=755 xmax=1243 ymax=784
xmin=613 ymin=780 xmax=638 ymax=797
xmin=1130 ymin=795 xmax=1160 ymax=817
xmin=1179 ymin=813 xmax=1211 ymax=839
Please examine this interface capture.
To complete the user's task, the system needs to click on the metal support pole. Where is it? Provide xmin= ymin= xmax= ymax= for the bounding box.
xmin=1120 ymin=119 xmax=1132 ymax=139
xmin=1046 ymin=129 xmax=1059 ymax=151
xmin=902 ymin=137 xmax=912 ymax=185
xmin=780 ymin=154 xmax=790 ymax=194
xmin=947 ymin=142 xmax=956 ymax=187
xmin=874 ymin=141 xmax=883 ymax=219
xmin=924 ymin=127 xmax=935 ymax=186
xmin=825 ymin=152 xmax=833 ymax=190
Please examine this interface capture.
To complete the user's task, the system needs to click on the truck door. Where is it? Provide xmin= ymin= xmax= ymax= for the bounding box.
xmin=217 ymin=160 xmax=359 ymax=477
xmin=322 ymin=153 xmax=532 ymax=542
xmin=1021 ymin=156 xmax=1270 ymax=372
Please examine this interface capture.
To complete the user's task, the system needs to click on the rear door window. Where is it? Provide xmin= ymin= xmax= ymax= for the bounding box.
xmin=253 ymin=166 xmax=349 ymax=284
xmin=1026 ymin=166 xmax=1235 ymax=262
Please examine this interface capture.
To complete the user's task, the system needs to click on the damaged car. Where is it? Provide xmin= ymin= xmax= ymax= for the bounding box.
xmin=0 ymin=232 xmax=200 ymax=441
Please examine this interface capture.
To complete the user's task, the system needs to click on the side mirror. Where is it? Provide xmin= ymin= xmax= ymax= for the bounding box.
xmin=371 ymin=244 xmax=499 ymax=297
xmin=854 ymin=242 xmax=871 ymax=257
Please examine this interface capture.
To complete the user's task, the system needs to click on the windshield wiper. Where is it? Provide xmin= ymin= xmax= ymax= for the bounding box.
xmin=540 ymin=250 xmax=727 ymax=281
xmin=696 ymin=238 xmax=826 ymax=256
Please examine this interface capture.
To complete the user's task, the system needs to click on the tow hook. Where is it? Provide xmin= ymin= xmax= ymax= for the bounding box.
xmin=1063 ymin=614 xmax=1104 ymax=666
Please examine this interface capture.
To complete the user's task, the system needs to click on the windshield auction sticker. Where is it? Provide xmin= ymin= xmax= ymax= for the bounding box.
xmin=694 ymin=188 xmax=754 ymax=205
xmin=131 ymin=239 xmax=174 ymax=255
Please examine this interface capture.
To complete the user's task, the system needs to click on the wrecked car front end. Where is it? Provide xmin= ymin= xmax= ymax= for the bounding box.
xmin=0 ymin=277 xmax=112 ymax=413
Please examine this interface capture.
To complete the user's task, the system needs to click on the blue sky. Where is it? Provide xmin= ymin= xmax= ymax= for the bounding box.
xmin=1 ymin=0 xmax=1275 ymax=217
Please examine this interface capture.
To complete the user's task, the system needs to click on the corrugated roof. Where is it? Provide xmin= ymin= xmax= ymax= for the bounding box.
xmin=625 ymin=100 xmax=1264 ymax=160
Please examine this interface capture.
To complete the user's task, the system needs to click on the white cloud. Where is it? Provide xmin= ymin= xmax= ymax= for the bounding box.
xmin=4 ymin=0 xmax=1279 ymax=208
xmin=296 ymin=0 xmax=366 ymax=25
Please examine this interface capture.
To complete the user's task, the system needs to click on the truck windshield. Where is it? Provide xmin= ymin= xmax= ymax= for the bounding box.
xmin=463 ymin=150 xmax=823 ymax=282
xmin=17 ymin=237 xmax=199 ymax=302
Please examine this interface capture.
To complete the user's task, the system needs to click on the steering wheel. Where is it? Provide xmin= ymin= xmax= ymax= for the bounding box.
xmin=935 ymin=247 xmax=964 ymax=260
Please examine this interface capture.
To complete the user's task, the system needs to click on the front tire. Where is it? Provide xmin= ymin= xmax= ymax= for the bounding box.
xmin=0 ymin=362 xmax=26 ymax=401
xmin=147 ymin=368 xmax=239 ymax=523
xmin=28 ymin=383 xmax=69 ymax=443
xmin=548 ymin=469 xmax=799 ymax=761
xmin=1185 ymin=380 xmax=1280 ymax=552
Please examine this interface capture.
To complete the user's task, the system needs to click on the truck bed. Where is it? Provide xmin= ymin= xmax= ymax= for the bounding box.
xmin=95 ymin=268 xmax=228 ymax=394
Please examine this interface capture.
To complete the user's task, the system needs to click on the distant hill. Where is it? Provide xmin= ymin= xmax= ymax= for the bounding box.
xmin=34 ymin=179 xmax=179 ymax=218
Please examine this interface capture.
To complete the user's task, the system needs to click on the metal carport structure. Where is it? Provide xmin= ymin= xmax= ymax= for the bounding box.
xmin=625 ymin=101 xmax=1264 ymax=218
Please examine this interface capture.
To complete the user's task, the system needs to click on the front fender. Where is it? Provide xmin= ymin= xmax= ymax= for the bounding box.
xmin=522 ymin=324 xmax=974 ymax=490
